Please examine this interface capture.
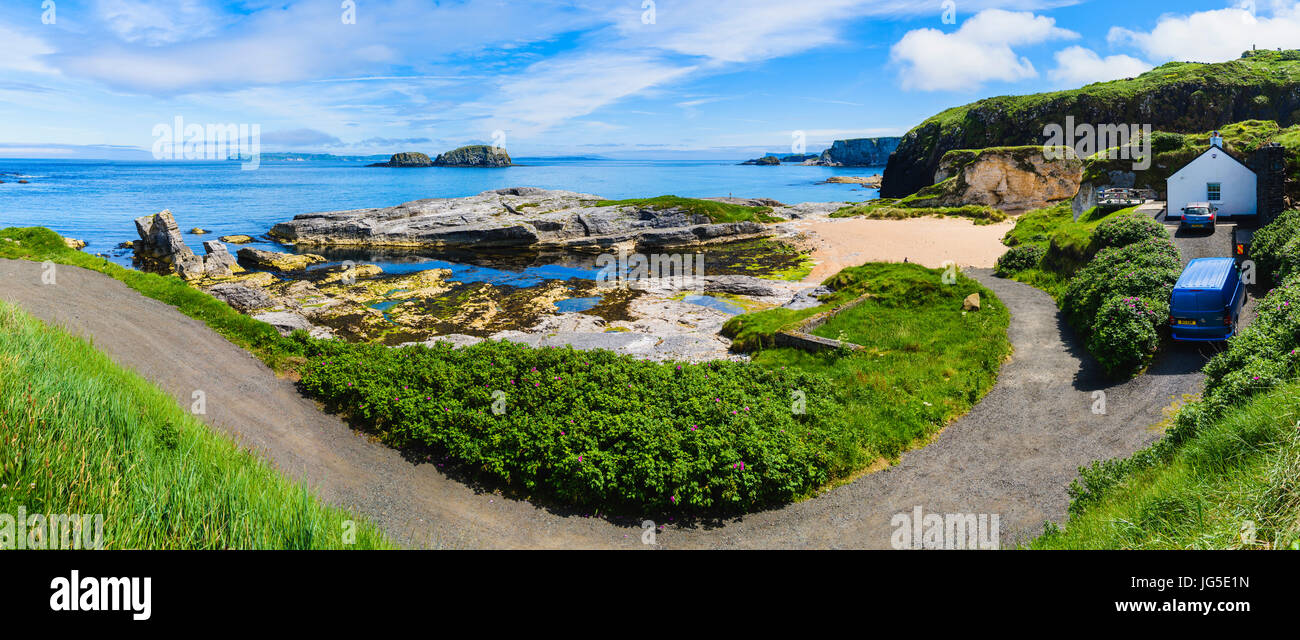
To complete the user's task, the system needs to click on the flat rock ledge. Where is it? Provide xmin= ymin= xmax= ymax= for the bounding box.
xmin=268 ymin=187 xmax=780 ymax=251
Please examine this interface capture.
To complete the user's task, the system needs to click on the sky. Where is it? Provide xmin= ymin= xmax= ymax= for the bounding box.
xmin=3 ymin=0 xmax=1300 ymax=160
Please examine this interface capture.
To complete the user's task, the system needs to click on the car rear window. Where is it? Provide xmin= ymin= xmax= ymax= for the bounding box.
xmin=1172 ymin=290 xmax=1222 ymax=311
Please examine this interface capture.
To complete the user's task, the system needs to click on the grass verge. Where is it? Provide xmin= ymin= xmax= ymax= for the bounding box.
xmin=591 ymin=195 xmax=783 ymax=223
xmin=0 ymin=300 xmax=392 ymax=549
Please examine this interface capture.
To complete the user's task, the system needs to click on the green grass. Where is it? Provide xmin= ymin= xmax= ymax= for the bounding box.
xmin=0 ymin=300 xmax=393 ymax=549
xmin=737 ymin=263 xmax=1011 ymax=471
xmin=1033 ymin=383 xmax=1300 ymax=550
xmin=591 ymin=195 xmax=783 ymax=223
xmin=0 ymin=227 xmax=304 ymax=370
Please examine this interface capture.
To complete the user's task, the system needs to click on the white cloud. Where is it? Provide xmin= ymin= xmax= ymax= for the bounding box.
xmin=1109 ymin=3 xmax=1300 ymax=63
xmin=890 ymin=9 xmax=1079 ymax=91
xmin=0 ymin=23 xmax=56 ymax=74
xmin=1050 ymin=46 xmax=1152 ymax=85
xmin=96 ymin=0 xmax=231 ymax=46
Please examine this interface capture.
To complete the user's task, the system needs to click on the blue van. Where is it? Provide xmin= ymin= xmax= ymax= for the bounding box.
xmin=1169 ymin=258 xmax=1245 ymax=342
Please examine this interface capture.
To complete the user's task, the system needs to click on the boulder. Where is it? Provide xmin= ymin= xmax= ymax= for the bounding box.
xmin=205 ymin=283 xmax=274 ymax=312
xmin=236 ymin=247 xmax=326 ymax=272
xmin=133 ymin=210 xmax=206 ymax=280
xmin=62 ymin=237 xmax=87 ymax=250
xmin=963 ymin=293 xmax=981 ymax=311
xmin=201 ymin=241 xmax=244 ymax=277
xmin=433 ymin=145 xmax=512 ymax=167
xmin=189 ymin=228 xmax=209 ymax=235
xmin=218 ymin=234 xmax=254 ymax=244
xmin=251 ymin=311 xmax=319 ymax=336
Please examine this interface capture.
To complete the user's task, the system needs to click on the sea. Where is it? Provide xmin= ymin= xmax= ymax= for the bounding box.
xmin=0 ymin=158 xmax=881 ymax=304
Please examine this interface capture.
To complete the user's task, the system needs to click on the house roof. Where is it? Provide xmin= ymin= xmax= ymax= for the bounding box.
xmin=1170 ymin=145 xmax=1255 ymax=177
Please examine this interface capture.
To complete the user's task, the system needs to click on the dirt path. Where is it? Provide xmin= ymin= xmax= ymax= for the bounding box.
xmin=0 ymin=220 xmax=1226 ymax=547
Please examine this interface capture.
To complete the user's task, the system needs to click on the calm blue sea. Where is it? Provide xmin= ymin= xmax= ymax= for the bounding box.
xmin=0 ymin=158 xmax=881 ymax=279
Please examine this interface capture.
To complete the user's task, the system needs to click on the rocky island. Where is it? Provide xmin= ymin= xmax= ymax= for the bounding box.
xmin=433 ymin=145 xmax=512 ymax=167
xmin=366 ymin=152 xmax=434 ymax=167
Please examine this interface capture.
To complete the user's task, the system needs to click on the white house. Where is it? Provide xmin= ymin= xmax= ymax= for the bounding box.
xmin=1166 ymin=135 xmax=1257 ymax=218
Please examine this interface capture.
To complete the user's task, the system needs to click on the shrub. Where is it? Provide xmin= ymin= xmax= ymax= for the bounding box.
xmin=1061 ymin=237 xmax=1181 ymax=337
xmin=1086 ymin=296 xmax=1167 ymax=376
xmin=1090 ymin=212 xmax=1167 ymax=253
xmin=1200 ymin=276 xmax=1300 ymax=413
xmin=994 ymin=244 xmax=1045 ymax=277
xmin=296 ymin=337 xmax=846 ymax=513
xmin=1250 ymin=209 xmax=1300 ymax=285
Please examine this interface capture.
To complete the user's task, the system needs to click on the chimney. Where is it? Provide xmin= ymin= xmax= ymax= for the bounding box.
xmin=1210 ymin=131 xmax=1224 ymax=148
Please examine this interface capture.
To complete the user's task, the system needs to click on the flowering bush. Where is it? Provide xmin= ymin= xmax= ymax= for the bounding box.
xmin=295 ymin=337 xmax=846 ymax=512
xmin=1090 ymin=212 xmax=1168 ymax=253
xmin=1086 ymin=296 xmax=1166 ymax=376
xmin=1247 ymin=209 xmax=1300 ymax=285
xmin=994 ymin=244 xmax=1045 ymax=277
xmin=1062 ymin=237 xmax=1181 ymax=338
xmin=1201 ymin=276 xmax=1300 ymax=413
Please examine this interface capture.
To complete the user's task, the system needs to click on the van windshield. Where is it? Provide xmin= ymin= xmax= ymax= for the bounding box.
xmin=1171 ymin=290 xmax=1222 ymax=312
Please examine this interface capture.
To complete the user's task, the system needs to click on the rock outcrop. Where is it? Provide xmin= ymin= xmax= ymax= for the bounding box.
xmin=902 ymin=146 xmax=1083 ymax=213
xmin=811 ymin=137 xmax=901 ymax=167
xmin=268 ymin=187 xmax=776 ymax=251
xmin=433 ymin=145 xmax=511 ymax=167
xmin=740 ymin=155 xmax=780 ymax=166
xmin=205 ymin=282 xmax=274 ymax=311
xmin=133 ymin=211 xmax=243 ymax=280
xmin=367 ymin=152 xmax=434 ymax=168
xmin=236 ymin=247 xmax=326 ymax=272
xmin=218 ymin=234 xmax=254 ymax=244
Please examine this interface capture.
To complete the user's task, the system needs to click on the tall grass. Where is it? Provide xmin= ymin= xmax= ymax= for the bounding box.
xmin=1033 ymin=382 xmax=1300 ymax=549
xmin=0 ymin=300 xmax=393 ymax=549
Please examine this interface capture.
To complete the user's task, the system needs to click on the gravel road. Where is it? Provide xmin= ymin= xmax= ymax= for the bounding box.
xmin=0 ymin=216 xmax=1247 ymax=548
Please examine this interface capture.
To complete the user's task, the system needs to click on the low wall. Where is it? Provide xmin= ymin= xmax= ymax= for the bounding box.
xmin=772 ymin=295 xmax=872 ymax=353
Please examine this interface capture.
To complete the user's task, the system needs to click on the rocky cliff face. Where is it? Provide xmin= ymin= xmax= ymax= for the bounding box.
xmin=881 ymin=51 xmax=1300 ymax=198
xmin=268 ymin=187 xmax=782 ymax=251
xmin=814 ymin=137 xmax=901 ymax=167
xmin=433 ymin=145 xmax=512 ymax=167
xmin=904 ymin=146 xmax=1083 ymax=213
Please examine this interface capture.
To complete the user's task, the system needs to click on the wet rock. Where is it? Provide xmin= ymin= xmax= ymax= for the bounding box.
xmin=189 ymin=228 xmax=209 ymax=235
xmin=219 ymin=235 xmax=255 ymax=244
xmin=205 ymin=283 xmax=274 ymax=312
xmin=236 ymin=247 xmax=326 ymax=272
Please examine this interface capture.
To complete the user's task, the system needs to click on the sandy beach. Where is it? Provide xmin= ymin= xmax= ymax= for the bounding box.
xmin=790 ymin=216 xmax=1016 ymax=284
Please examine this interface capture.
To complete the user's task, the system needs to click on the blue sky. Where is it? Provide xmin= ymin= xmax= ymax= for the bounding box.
xmin=2 ymin=0 xmax=1300 ymax=159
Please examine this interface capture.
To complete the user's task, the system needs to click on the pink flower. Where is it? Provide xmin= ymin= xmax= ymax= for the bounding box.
xmin=578 ymin=455 xmax=584 ymax=462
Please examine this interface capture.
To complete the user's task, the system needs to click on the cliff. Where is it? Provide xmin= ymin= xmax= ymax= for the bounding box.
xmin=906 ymin=146 xmax=1083 ymax=213
xmin=815 ymin=137 xmax=901 ymax=167
xmin=881 ymin=50 xmax=1300 ymax=197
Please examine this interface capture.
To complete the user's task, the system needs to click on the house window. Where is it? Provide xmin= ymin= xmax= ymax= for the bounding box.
xmin=1207 ymin=183 xmax=1222 ymax=201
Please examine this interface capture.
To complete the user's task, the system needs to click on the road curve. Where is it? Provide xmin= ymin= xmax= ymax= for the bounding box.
xmin=0 ymin=225 xmax=1230 ymax=547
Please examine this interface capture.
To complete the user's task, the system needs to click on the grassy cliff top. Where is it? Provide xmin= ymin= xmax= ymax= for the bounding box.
xmin=922 ymin=50 xmax=1300 ymax=135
